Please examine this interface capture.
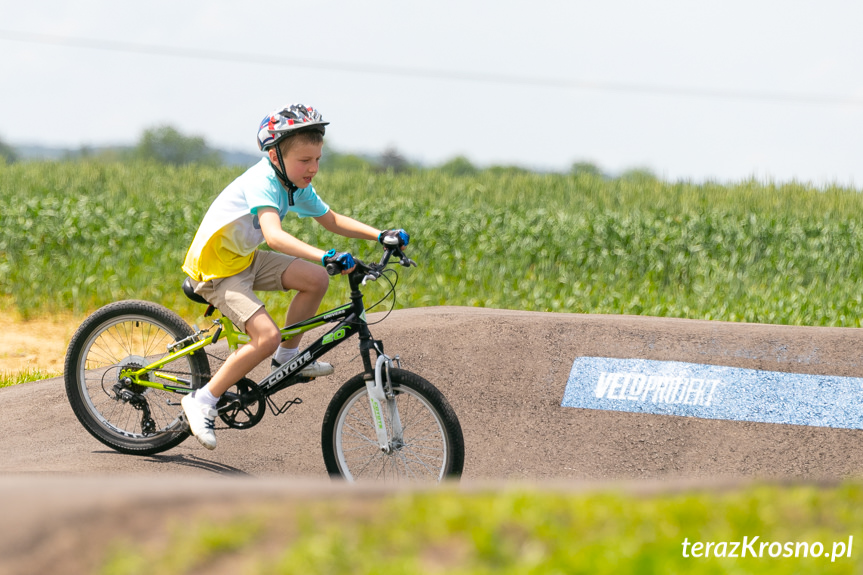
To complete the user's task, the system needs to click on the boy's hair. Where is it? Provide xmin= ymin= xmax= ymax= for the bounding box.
xmin=278 ymin=129 xmax=324 ymax=155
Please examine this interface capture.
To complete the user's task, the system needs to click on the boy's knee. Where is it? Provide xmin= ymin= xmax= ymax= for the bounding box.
xmin=259 ymin=331 xmax=282 ymax=355
xmin=282 ymin=261 xmax=330 ymax=295
xmin=307 ymin=267 xmax=330 ymax=295
xmin=249 ymin=320 xmax=281 ymax=354
xmin=316 ymin=268 xmax=330 ymax=292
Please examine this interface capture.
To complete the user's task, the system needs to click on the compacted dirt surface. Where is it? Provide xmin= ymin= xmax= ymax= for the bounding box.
xmin=3 ymin=306 xmax=863 ymax=573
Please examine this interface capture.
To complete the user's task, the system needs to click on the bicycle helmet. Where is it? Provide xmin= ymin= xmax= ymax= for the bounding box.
xmin=257 ymin=104 xmax=329 ymax=205
xmin=257 ymin=104 xmax=329 ymax=151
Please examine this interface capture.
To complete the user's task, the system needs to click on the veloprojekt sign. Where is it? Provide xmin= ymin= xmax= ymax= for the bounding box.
xmin=562 ymin=357 xmax=863 ymax=429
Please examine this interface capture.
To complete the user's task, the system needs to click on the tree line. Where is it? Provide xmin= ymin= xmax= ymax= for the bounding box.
xmin=0 ymin=126 xmax=626 ymax=179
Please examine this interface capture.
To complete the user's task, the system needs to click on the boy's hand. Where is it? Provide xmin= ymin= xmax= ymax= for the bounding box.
xmin=322 ymin=249 xmax=356 ymax=275
xmin=378 ymin=229 xmax=410 ymax=247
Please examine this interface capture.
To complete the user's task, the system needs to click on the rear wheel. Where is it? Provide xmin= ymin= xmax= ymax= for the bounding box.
xmin=64 ymin=300 xmax=210 ymax=455
xmin=322 ymin=369 xmax=464 ymax=482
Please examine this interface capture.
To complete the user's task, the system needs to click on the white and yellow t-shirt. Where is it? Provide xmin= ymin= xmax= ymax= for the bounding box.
xmin=182 ymin=158 xmax=329 ymax=281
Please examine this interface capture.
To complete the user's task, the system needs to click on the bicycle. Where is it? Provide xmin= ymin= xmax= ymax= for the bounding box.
xmin=63 ymin=244 xmax=465 ymax=482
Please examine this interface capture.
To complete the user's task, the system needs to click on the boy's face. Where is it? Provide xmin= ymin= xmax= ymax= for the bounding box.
xmin=269 ymin=140 xmax=323 ymax=189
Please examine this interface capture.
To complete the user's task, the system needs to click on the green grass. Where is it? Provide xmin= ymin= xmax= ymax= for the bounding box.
xmin=0 ymin=366 xmax=61 ymax=388
xmin=3 ymin=160 xmax=863 ymax=326
xmin=99 ymin=482 xmax=863 ymax=575
xmin=102 ymin=517 xmax=264 ymax=575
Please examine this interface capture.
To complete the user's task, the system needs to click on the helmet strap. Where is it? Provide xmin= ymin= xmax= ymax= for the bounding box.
xmin=272 ymin=144 xmax=298 ymax=206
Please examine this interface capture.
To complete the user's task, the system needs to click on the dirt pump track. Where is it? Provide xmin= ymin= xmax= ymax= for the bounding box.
xmin=2 ymin=306 xmax=863 ymax=573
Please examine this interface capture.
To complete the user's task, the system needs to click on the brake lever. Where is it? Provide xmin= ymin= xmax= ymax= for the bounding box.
xmin=387 ymin=245 xmax=416 ymax=268
xmin=359 ymin=246 xmax=415 ymax=285
xmin=361 ymin=272 xmax=379 ymax=286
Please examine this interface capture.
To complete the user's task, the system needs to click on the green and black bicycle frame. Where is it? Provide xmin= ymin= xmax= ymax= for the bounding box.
xmin=122 ymin=263 xmax=387 ymax=402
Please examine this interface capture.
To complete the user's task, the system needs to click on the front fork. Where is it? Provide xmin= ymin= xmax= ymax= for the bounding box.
xmin=365 ymin=353 xmax=403 ymax=453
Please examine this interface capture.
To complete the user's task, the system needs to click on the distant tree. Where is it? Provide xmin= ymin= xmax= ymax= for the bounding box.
xmin=62 ymin=145 xmax=95 ymax=161
xmin=133 ymin=125 xmax=221 ymax=166
xmin=92 ymin=148 xmax=131 ymax=163
xmin=0 ymin=136 xmax=18 ymax=163
xmin=438 ymin=155 xmax=478 ymax=177
xmin=377 ymin=146 xmax=411 ymax=173
xmin=619 ymin=167 xmax=658 ymax=182
xmin=570 ymin=161 xmax=604 ymax=178
xmin=321 ymin=147 xmax=373 ymax=171
xmin=486 ymin=164 xmax=531 ymax=177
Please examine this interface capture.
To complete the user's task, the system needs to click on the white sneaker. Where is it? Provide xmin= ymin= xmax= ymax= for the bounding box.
xmin=182 ymin=391 xmax=217 ymax=450
xmin=270 ymin=358 xmax=334 ymax=378
xmin=301 ymin=361 xmax=334 ymax=378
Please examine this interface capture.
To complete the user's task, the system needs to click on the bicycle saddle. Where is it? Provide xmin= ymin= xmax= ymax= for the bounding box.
xmin=182 ymin=277 xmax=209 ymax=305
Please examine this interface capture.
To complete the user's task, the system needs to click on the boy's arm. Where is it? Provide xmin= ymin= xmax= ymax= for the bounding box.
xmin=314 ymin=210 xmax=380 ymax=241
xmin=258 ymin=208 xmax=328 ymax=262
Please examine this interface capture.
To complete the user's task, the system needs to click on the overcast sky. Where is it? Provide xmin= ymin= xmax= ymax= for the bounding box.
xmin=2 ymin=1 xmax=862 ymax=185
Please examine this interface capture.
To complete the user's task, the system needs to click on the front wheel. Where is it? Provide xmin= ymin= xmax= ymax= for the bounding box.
xmin=322 ymin=369 xmax=464 ymax=482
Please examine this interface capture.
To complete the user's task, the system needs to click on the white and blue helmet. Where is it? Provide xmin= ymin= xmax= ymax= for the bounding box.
xmin=257 ymin=104 xmax=328 ymax=151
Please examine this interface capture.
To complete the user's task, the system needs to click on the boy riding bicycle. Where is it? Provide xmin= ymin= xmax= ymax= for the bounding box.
xmin=180 ymin=103 xmax=409 ymax=450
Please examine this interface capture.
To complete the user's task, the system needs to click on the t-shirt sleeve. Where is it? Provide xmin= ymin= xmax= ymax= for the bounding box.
xmin=246 ymin=183 xmax=282 ymax=216
xmin=290 ymin=185 xmax=330 ymax=218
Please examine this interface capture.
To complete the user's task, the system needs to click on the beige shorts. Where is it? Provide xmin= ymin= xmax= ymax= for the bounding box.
xmin=190 ymin=250 xmax=297 ymax=332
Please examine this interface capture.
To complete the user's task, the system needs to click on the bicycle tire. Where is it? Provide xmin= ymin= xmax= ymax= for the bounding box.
xmin=321 ymin=368 xmax=464 ymax=482
xmin=64 ymin=300 xmax=211 ymax=455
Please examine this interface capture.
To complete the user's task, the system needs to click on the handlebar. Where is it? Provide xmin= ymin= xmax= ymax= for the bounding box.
xmin=325 ymin=245 xmax=416 ymax=283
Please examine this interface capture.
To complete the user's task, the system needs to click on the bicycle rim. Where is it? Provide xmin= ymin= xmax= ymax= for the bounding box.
xmin=333 ymin=383 xmax=451 ymax=482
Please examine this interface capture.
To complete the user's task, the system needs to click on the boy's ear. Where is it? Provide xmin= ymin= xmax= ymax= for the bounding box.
xmin=267 ymin=148 xmax=279 ymax=164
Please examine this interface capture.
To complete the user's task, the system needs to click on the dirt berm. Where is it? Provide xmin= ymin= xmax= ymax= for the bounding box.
xmin=2 ymin=306 xmax=863 ymax=573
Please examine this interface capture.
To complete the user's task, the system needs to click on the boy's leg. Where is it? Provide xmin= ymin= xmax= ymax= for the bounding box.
xmin=183 ymin=256 xmax=285 ymax=449
xmin=205 ymin=308 xmax=281 ymax=397
xmin=271 ymin=259 xmax=334 ymax=377
xmin=182 ymin=308 xmax=280 ymax=450
xmin=277 ymin=258 xmax=329 ymax=351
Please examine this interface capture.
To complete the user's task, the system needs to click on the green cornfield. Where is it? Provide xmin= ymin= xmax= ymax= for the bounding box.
xmin=2 ymin=160 xmax=863 ymax=326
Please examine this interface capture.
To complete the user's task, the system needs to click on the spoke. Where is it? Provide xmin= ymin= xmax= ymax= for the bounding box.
xmin=401 ymin=446 xmax=444 ymax=470
xmin=148 ymin=391 xmax=180 ymax=431
xmin=116 ymin=322 xmax=131 ymax=357
xmin=103 ymin=325 xmax=131 ymax=358
xmin=123 ymin=321 xmax=135 ymax=356
xmin=90 ymin=335 xmax=124 ymax=366
xmin=342 ymin=422 xmax=378 ymax=447
xmin=144 ymin=325 xmax=172 ymax=358
xmin=143 ymin=322 xmax=159 ymax=357
xmin=401 ymin=438 xmax=446 ymax=453
xmin=351 ymin=450 xmax=383 ymax=478
xmin=404 ymin=430 xmax=445 ymax=445
xmin=395 ymin=451 xmax=423 ymax=481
